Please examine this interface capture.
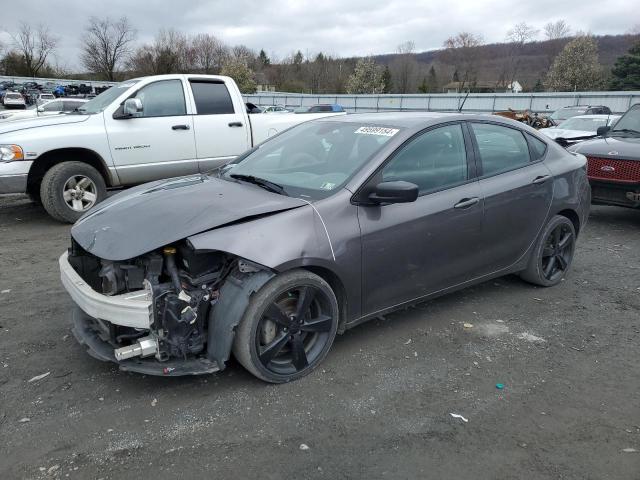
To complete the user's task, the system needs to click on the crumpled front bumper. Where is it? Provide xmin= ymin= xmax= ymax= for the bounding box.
xmin=59 ymin=251 xmax=153 ymax=329
xmin=61 ymin=251 xmax=220 ymax=376
xmin=72 ymin=307 xmax=220 ymax=376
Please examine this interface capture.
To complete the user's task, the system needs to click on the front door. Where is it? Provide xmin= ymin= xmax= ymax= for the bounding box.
xmin=106 ymin=78 xmax=197 ymax=185
xmin=469 ymin=122 xmax=553 ymax=274
xmin=359 ymin=123 xmax=484 ymax=316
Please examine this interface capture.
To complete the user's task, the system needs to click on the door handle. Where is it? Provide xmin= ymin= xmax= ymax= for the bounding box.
xmin=454 ymin=197 xmax=479 ymax=209
xmin=228 ymin=122 xmax=243 ymax=127
xmin=532 ymin=175 xmax=551 ymax=184
xmin=172 ymin=124 xmax=190 ymax=130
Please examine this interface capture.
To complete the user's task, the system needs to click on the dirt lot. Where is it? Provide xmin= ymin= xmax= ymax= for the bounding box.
xmin=0 ymin=194 xmax=638 ymax=479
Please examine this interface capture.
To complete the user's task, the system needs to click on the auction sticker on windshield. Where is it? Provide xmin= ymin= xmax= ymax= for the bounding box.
xmin=355 ymin=126 xmax=399 ymax=137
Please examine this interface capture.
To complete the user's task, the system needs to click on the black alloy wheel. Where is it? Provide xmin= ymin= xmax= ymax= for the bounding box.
xmin=541 ymin=223 xmax=574 ymax=282
xmin=520 ymin=214 xmax=577 ymax=287
xmin=256 ymin=286 xmax=334 ymax=375
xmin=233 ymin=270 xmax=339 ymax=383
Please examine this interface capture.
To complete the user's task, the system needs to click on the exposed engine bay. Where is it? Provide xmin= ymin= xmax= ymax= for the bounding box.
xmin=67 ymin=238 xmax=267 ymax=374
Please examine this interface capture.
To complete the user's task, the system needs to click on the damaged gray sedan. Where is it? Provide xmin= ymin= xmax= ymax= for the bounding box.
xmin=60 ymin=113 xmax=591 ymax=382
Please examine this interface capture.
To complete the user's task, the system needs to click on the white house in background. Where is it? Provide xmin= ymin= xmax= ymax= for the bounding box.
xmin=507 ymin=81 xmax=523 ymax=93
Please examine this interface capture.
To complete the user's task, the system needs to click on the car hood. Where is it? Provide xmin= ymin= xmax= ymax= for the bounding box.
xmin=569 ymin=135 xmax=640 ymax=159
xmin=540 ymin=128 xmax=596 ymax=140
xmin=71 ymin=174 xmax=308 ymax=261
xmin=0 ymin=113 xmax=89 ymax=135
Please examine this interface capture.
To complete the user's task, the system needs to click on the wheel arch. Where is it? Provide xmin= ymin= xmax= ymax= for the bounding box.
xmin=556 ymin=208 xmax=581 ymax=237
xmin=27 ymin=148 xmax=113 ymax=197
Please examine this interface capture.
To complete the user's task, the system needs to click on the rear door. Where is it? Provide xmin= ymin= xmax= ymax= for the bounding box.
xmin=359 ymin=123 xmax=484 ymax=316
xmin=469 ymin=122 xmax=553 ymax=274
xmin=106 ymin=78 xmax=197 ymax=185
xmin=185 ymin=79 xmax=251 ymax=172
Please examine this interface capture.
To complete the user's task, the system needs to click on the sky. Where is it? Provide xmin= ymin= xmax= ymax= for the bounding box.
xmin=0 ymin=0 xmax=636 ymax=71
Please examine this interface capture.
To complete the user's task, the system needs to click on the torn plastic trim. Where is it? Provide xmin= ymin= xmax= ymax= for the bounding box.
xmin=207 ymin=268 xmax=274 ymax=368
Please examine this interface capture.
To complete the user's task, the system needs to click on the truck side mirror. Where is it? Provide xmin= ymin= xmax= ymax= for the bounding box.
xmin=123 ymin=98 xmax=143 ymax=118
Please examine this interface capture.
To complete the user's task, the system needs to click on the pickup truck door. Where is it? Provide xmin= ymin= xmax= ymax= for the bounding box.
xmin=105 ymin=78 xmax=197 ymax=185
xmin=184 ymin=78 xmax=251 ymax=172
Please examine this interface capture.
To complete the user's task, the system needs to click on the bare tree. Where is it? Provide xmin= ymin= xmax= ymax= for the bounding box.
xmin=192 ymin=33 xmax=228 ymax=73
xmin=80 ymin=16 xmax=136 ymax=81
xmin=440 ymin=32 xmax=483 ymax=91
xmin=501 ymin=22 xmax=539 ymax=89
xmin=507 ymin=22 xmax=539 ymax=44
xmin=11 ymin=22 xmax=58 ymax=77
xmin=543 ymin=20 xmax=571 ymax=40
xmin=128 ymin=29 xmax=191 ymax=75
xmin=391 ymin=41 xmax=417 ymax=93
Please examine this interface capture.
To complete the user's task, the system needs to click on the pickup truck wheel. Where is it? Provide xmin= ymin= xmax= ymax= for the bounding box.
xmin=233 ymin=270 xmax=339 ymax=383
xmin=40 ymin=161 xmax=107 ymax=223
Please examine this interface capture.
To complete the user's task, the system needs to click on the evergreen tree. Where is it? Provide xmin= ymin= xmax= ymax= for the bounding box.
xmin=381 ymin=65 xmax=392 ymax=93
xmin=258 ymin=49 xmax=270 ymax=66
xmin=532 ymin=79 xmax=545 ymax=92
xmin=427 ymin=65 xmax=438 ymax=92
xmin=609 ymin=42 xmax=640 ymax=90
xmin=417 ymin=77 xmax=428 ymax=93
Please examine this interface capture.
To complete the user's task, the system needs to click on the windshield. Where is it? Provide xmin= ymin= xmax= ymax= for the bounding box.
xmin=77 ymin=80 xmax=140 ymax=114
xmin=558 ymin=117 xmax=608 ymax=132
xmin=220 ymin=121 xmax=401 ymax=200
xmin=611 ymin=104 xmax=640 ymax=133
xmin=551 ymin=108 xmax=586 ymax=121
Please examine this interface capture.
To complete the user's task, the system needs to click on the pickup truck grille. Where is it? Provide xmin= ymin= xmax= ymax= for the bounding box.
xmin=586 ymin=156 xmax=640 ymax=184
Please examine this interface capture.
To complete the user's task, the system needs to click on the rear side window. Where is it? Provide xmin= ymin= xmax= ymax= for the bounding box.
xmin=190 ymin=81 xmax=235 ymax=115
xmin=471 ymin=123 xmax=531 ymax=177
xmin=63 ymin=101 xmax=83 ymax=111
xmin=382 ymin=124 xmax=468 ymax=194
xmin=526 ymin=133 xmax=547 ymax=161
xmin=42 ymin=101 xmax=63 ymax=112
xmin=133 ymin=80 xmax=186 ymax=117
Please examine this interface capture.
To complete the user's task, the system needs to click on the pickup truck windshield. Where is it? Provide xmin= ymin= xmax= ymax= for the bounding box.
xmin=221 ymin=121 xmax=400 ymax=200
xmin=78 ymin=80 xmax=140 ymax=114
xmin=610 ymin=104 xmax=640 ymax=135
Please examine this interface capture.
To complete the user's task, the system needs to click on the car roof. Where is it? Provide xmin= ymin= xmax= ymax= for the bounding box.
xmin=563 ymin=114 xmax=619 ymax=120
xmin=316 ymin=111 xmax=496 ymax=128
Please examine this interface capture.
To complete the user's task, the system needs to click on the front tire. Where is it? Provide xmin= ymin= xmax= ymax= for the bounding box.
xmin=40 ymin=161 xmax=107 ymax=223
xmin=233 ymin=270 xmax=339 ymax=383
xmin=520 ymin=215 xmax=576 ymax=287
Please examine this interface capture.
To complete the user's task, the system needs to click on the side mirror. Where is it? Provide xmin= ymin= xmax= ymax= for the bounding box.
xmin=597 ymin=126 xmax=610 ymax=136
xmin=37 ymin=106 xmax=44 ymax=112
xmin=123 ymin=98 xmax=143 ymax=117
xmin=368 ymin=181 xmax=419 ymax=204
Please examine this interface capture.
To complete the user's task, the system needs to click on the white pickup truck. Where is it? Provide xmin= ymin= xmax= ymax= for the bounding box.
xmin=0 ymin=74 xmax=344 ymax=222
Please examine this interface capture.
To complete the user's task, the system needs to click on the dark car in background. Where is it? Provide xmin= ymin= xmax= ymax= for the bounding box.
xmin=569 ymin=103 xmax=640 ymax=209
xmin=550 ymin=105 xmax=612 ymax=124
xmin=296 ymin=104 xmax=346 ymax=113
xmin=61 ymin=113 xmax=590 ymax=383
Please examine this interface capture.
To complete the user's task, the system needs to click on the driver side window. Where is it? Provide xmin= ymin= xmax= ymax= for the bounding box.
xmin=382 ymin=124 xmax=468 ymax=195
xmin=132 ymin=80 xmax=186 ymax=117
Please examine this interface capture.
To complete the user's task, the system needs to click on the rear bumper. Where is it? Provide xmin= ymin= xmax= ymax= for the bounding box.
xmin=0 ymin=161 xmax=32 ymax=194
xmin=589 ymin=180 xmax=640 ymax=208
xmin=72 ymin=307 xmax=220 ymax=376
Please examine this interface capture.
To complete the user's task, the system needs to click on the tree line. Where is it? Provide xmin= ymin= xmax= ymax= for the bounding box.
xmin=0 ymin=17 xmax=638 ymax=94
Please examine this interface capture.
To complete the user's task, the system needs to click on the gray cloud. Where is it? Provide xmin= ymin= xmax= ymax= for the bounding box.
xmin=0 ymin=0 xmax=634 ymax=70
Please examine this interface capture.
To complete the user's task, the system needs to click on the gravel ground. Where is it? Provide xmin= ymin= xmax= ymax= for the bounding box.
xmin=0 ymin=194 xmax=639 ymax=480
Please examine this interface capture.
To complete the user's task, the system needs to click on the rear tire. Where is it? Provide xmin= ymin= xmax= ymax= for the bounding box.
xmin=233 ymin=270 xmax=339 ymax=383
xmin=40 ymin=161 xmax=107 ymax=223
xmin=520 ymin=215 xmax=576 ymax=287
